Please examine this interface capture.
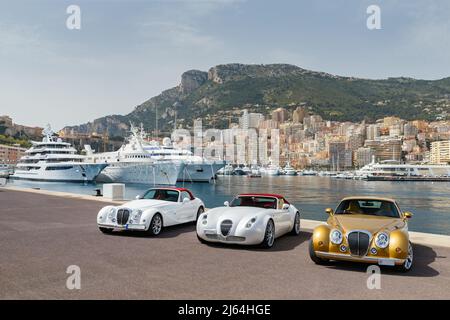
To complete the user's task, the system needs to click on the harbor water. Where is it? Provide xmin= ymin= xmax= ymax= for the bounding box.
xmin=6 ymin=176 xmax=450 ymax=236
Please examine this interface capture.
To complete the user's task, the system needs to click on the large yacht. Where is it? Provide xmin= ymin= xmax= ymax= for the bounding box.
xmin=11 ymin=126 xmax=107 ymax=182
xmin=85 ymin=127 xmax=184 ymax=185
xmin=142 ymin=137 xmax=225 ymax=182
xmin=356 ymin=159 xmax=450 ymax=181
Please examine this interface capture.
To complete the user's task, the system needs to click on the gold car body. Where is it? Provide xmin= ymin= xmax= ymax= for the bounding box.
xmin=311 ymin=196 xmax=411 ymax=266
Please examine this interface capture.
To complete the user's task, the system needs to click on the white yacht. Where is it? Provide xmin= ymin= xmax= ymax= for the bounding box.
xmin=283 ymin=161 xmax=297 ymax=176
xmin=217 ymin=164 xmax=234 ymax=175
xmin=142 ymin=137 xmax=225 ymax=182
xmin=85 ymin=128 xmax=184 ymax=185
xmin=356 ymin=159 xmax=450 ymax=181
xmin=11 ymin=126 xmax=107 ymax=182
xmin=264 ymin=163 xmax=281 ymax=176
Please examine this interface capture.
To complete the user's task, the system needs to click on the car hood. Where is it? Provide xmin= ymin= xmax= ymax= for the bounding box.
xmin=207 ymin=206 xmax=268 ymax=222
xmin=329 ymin=214 xmax=405 ymax=234
xmin=120 ymin=199 xmax=172 ymax=210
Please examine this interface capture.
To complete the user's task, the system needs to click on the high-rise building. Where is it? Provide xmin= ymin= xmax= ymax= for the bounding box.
xmin=366 ymin=124 xmax=380 ymax=140
xmin=292 ymin=106 xmax=306 ymax=123
xmin=239 ymin=110 xmax=264 ymax=129
xmin=0 ymin=144 xmax=27 ymax=164
xmin=328 ymin=141 xmax=350 ymax=169
xmin=355 ymin=147 xmax=374 ymax=167
xmin=364 ymin=139 xmax=402 ymax=162
xmin=271 ymin=107 xmax=288 ymax=123
xmin=430 ymin=140 xmax=450 ymax=164
xmin=403 ymin=123 xmax=418 ymax=137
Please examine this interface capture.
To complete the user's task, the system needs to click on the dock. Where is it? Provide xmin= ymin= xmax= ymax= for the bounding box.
xmin=1 ymin=187 xmax=450 ymax=299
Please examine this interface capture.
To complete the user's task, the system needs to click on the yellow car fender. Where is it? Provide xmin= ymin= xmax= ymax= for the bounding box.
xmin=388 ymin=229 xmax=409 ymax=259
xmin=312 ymin=225 xmax=331 ymax=252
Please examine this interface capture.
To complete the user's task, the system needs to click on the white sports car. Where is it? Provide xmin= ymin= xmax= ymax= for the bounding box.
xmin=97 ymin=187 xmax=205 ymax=236
xmin=196 ymin=193 xmax=301 ymax=248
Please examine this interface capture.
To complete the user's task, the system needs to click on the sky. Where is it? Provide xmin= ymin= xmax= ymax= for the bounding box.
xmin=1 ymin=0 xmax=450 ymax=130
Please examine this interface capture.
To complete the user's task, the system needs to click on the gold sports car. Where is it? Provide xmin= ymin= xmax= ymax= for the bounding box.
xmin=309 ymin=197 xmax=414 ymax=272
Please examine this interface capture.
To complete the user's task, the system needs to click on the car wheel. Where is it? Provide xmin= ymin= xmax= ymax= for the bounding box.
xmin=309 ymin=238 xmax=329 ymax=265
xmin=260 ymin=219 xmax=275 ymax=248
xmin=99 ymin=227 xmax=113 ymax=234
xmin=146 ymin=213 xmax=163 ymax=236
xmin=196 ymin=206 xmax=205 ymax=221
xmin=196 ymin=233 xmax=208 ymax=244
xmin=290 ymin=212 xmax=301 ymax=235
xmin=396 ymin=241 xmax=413 ymax=272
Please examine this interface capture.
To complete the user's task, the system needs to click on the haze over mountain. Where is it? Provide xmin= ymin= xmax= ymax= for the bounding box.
xmin=61 ymin=63 xmax=450 ymax=138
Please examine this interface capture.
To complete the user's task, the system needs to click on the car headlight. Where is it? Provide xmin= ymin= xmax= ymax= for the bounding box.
xmin=330 ymin=229 xmax=343 ymax=244
xmin=129 ymin=209 xmax=143 ymax=224
xmin=375 ymin=232 xmax=389 ymax=249
xmin=245 ymin=217 xmax=257 ymax=228
xmin=107 ymin=207 xmax=116 ymax=220
xmin=202 ymin=214 xmax=208 ymax=225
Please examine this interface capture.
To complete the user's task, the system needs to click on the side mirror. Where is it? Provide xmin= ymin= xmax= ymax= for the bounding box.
xmin=404 ymin=212 xmax=413 ymax=219
xmin=224 ymin=201 xmax=230 ymax=207
xmin=325 ymin=208 xmax=334 ymax=216
xmin=282 ymin=203 xmax=290 ymax=210
xmin=182 ymin=197 xmax=190 ymax=203
xmin=135 ymin=195 xmax=142 ymax=200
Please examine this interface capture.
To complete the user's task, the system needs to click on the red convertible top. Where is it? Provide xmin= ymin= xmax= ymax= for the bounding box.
xmin=238 ymin=193 xmax=289 ymax=204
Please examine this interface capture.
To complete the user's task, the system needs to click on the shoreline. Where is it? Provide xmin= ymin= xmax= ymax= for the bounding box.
xmin=3 ymin=185 xmax=450 ymax=249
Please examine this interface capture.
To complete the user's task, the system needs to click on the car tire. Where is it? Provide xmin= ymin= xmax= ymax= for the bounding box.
xmin=196 ymin=206 xmax=205 ymax=221
xmin=290 ymin=212 xmax=301 ymax=235
xmin=196 ymin=233 xmax=208 ymax=244
xmin=99 ymin=227 xmax=113 ymax=234
xmin=309 ymin=238 xmax=329 ymax=265
xmin=146 ymin=213 xmax=163 ymax=236
xmin=396 ymin=241 xmax=414 ymax=272
xmin=260 ymin=219 xmax=275 ymax=248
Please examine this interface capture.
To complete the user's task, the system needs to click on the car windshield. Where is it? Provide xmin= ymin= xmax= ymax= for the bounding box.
xmin=335 ymin=199 xmax=400 ymax=218
xmin=230 ymin=196 xmax=277 ymax=209
xmin=142 ymin=189 xmax=179 ymax=202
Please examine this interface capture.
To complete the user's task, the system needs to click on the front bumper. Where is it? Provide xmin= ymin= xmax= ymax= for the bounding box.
xmin=98 ymin=223 xmax=147 ymax=231
xmin=198 ymin=228 xmax=263 ymax=245
xmin=316 ymin=251 xmax=405 ymax=266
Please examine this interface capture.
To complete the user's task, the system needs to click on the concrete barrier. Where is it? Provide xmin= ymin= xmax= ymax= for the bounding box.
xmin=103 ymin=183 xmax=125 ymax=201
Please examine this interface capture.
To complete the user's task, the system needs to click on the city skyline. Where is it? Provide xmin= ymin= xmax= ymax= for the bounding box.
xmin=1 ymin=0 xmax=450 ymax=129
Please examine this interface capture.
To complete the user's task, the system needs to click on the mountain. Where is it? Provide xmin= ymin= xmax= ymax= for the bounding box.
xmin=61 ymin=63 xmax=450 ymax=137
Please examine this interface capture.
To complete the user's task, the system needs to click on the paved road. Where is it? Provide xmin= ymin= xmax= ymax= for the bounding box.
xmin=1 ymin=189 xmax=449 ymax=299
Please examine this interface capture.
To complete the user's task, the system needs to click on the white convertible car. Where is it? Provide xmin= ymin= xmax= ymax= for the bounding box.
xmin=196 ymin=193 xmax=301 ymax=248
xmin=97 ymin=187 xmax=205 ymax=236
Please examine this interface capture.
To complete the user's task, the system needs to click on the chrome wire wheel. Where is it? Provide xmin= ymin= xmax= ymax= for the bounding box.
xmin=263 ymin=220 xmax=275 ymax=248
xmin=404 ymin=242 xmax=413 ymax=270
xmin=151 ymin=214 xmax=162 ymax=235
xmin=196 ymin=207 xmax=204 ymax=220
xmin=294 ymin=213 xmax=301 ymax=234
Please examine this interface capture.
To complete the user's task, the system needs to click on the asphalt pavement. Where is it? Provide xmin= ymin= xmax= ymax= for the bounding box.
xmin=1 ymin=189 xmax=449 ymax=299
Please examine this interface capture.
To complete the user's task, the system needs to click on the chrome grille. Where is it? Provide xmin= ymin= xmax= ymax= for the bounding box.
xmin=347 ymin=231 xmax=370 ymax=256
xmin=116 ymin=209 xmax=130 ymax=225
xmin=220 ymin=220 xmax=233 ymax=236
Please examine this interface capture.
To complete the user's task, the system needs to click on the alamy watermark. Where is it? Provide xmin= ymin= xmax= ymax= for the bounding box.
xmin=66 ymin=265 xmax=81 ymax=290
xmin=367 ymin=5 xmax=381 ymax=30
xmin=366 ymin=265 xmax=381 ymax=290
xmin=66 ymin=5 xmax=81 ymax=30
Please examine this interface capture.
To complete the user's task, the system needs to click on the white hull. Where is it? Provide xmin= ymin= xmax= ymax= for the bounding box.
xmin=178 ymin=162 xmax=225 ymax=182
xmin=11 ymin=163 xmax=107 ymax=182
xmin=97 ymin=161 xmax=184 ymax=185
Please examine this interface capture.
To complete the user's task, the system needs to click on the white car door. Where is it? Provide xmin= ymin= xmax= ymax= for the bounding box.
xmin=178 ymin=191 xmax=195 ymax=222
xmin=275 ymin=199 xmax=292 ymax=235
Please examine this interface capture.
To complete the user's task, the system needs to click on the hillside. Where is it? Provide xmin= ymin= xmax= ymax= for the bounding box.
xmin=61 ymin=64 xmax=450 ymax=137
